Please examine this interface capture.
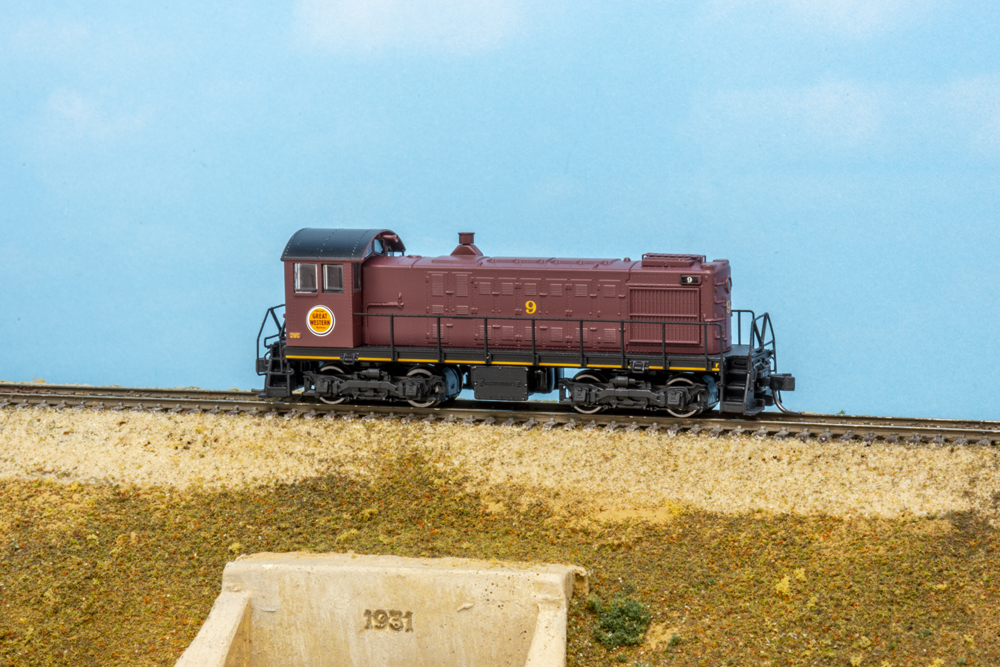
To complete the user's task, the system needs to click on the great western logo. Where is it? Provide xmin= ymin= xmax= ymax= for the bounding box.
xmin=307 ymin=306 xmax=335 ymax=336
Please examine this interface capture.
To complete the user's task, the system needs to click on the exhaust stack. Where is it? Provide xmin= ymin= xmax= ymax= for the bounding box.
xmin=451 ymin=232 xmax=483 ymax=257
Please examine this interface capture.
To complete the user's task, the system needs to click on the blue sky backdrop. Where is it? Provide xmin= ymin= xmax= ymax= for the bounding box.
xmin=2 ymin=1 xmax=998 ymax=418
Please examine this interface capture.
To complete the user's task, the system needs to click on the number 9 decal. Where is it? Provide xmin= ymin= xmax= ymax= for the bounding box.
xmin=525 ymin=300 xmax=537 ymax=314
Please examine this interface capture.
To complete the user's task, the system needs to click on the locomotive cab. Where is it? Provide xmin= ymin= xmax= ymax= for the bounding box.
xmin=280 ymin=228 xmax=405 ymax=350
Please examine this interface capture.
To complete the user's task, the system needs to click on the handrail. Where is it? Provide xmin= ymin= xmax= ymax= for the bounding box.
xmin=749 ymin=312 xmax=777 ymax=369
xmin=256 ymin=304 xmax=285 ymax=374
xmin=354 ymin=311 xmax=726 ymax=372
xmin=739 ymin=312 xmax=777 ymax=409
xmin=732 ymin=309 xmax=755 ymax=346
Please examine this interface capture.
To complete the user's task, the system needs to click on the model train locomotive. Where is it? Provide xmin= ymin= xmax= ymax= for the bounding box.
xmin=256 ymin=229 xmax=794 ymax=417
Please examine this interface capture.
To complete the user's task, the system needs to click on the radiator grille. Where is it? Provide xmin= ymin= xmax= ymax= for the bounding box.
xmin=628 ymin=288 xmax=700 ymax=344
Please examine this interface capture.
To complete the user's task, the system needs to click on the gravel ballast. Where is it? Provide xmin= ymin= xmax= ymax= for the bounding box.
xmin=2 ymin=409 xmax=998 ymax=523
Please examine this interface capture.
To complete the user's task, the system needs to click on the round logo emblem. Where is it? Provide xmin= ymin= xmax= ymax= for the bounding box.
xmin=307 ymin=306 xmax=335 ymax=336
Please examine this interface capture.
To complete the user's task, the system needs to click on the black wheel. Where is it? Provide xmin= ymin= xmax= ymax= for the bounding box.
xmin=317 ymin=364 xmax=347 ymax=405
xmin=405 ymin=367 xmax=440 ymax=408
xmin=665 ymin=376 xmax=701 ymax=418
xmin=571 ymin=371 xmax=607 ymax=415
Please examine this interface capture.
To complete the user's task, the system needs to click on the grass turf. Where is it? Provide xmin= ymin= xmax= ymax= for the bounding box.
xmin=1 ymin=448 xmax=997 ymax=666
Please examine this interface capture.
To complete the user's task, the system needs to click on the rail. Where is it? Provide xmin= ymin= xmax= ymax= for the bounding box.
xmin=3 ymin=385 xmax=998 ymax=445
xmin=355 ymin=312 xmax=726 ymax=374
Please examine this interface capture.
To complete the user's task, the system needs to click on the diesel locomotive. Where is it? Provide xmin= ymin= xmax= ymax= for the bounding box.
xmin=256 ymin=229 xmax=795 ymax=417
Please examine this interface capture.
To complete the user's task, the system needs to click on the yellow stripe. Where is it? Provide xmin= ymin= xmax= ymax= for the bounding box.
xmin=288 ymin=356 xmax=718 ymax=372
xmin=668 ymin=365 xmax=720 ymax=372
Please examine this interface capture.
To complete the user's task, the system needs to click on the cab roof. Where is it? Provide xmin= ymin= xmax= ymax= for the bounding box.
xmin=280 ymin=228 xmax=405 ymax=261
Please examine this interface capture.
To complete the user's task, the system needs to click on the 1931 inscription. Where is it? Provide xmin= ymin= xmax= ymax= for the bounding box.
xmin=364 ymin=609 xmax=414 ymax=632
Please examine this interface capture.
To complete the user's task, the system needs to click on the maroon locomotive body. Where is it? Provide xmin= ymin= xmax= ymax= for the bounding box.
xmin=258 ymin=229 xmax=794 ymax=417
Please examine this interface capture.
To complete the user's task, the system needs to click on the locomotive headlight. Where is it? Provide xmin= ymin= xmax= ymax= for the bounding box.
xmin=680 ymin=276 xmax=700 ymax=285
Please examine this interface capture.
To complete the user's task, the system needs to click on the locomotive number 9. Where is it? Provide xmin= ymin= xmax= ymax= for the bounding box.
xmin=525 ymin=300 xmax=537 ymax=314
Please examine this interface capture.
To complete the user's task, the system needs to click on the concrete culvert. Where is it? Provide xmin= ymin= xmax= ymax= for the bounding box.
xmin=176 ymin=552 xmax=588 ymax=667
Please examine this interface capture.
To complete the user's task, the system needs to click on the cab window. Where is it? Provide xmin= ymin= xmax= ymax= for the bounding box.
xmin=353 ymin=263 xmax=362 ymax=290
xmin=294 ymin=263 xmax=317 ymax=293
xmin=323 ymin=264 xmax=343 ymax=293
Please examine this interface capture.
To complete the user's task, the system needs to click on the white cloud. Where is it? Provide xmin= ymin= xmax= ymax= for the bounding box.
xmin=10 ymin=20 xmax=89 ymax=56
xmin=45 ymin=89 xmax=150 ymax=142
xmin=709 ymin=0 xmax=935 ymax=38
xmin=783 ymin=0 xmax=932 ymax=37
xmin=693 ymin=82 xmax=881 ymax=154
xmin=685 ymin=77 xmax=1000 ymax=163
xmin=293 ymin=0 xmax=521 ymax=54
xmin=939 ymin=77 xmax=1000 ymax=155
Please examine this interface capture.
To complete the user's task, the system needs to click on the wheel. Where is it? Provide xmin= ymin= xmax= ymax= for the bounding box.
xmin=405 ymin=367 xmax=440 ymax=408
xmin=571 ymin=371 xmax=607 ymax=415
xmin=665 ymin=376 xmax=702 ymax=418
xmin=317 ymin=364 xmax=347 ymax=405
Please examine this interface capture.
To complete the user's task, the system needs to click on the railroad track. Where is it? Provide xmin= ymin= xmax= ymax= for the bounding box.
xmin=2 ymin=383 xmax=998 ymax=446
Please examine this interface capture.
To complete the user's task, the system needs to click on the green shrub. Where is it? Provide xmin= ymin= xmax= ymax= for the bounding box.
xmin=591 ymin=595 xmax=652 ymax=648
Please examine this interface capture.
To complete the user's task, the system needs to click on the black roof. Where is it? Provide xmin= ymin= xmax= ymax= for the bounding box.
xmin=280 ymin=228 xmax=405 ymax=261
